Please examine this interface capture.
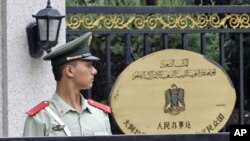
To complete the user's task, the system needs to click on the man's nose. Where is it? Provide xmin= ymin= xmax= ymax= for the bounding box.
xmin=92 ymin=67 xmax=97 ymax=75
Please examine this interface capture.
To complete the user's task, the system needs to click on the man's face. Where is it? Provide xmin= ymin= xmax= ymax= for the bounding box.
xmin=71 ymin=60 xmax=97 ymax=90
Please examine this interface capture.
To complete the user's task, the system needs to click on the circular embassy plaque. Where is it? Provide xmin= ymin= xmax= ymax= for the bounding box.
xmin=109 ymin=49 xmax=236 ymax=134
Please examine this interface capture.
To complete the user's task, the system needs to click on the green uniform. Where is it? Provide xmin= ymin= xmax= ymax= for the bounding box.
xmin=23 ymin=32 xmax=111 ymax=136
xmin=23 ymin=93 xmax=112 ymax=136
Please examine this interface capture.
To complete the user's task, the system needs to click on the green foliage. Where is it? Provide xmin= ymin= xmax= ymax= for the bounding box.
xmin=66 ymin=0 xmax=88 ymax=6
xmin=104 ymin=0 xmax=141 ymax=6
xmin=205 ymin=33 xmax=220 ymax=61
xmin=110 ymin=35 xmax=125 ymax=56
xmin=157 ymin=0 xmax=186 ymax=6
xmin=66 ymin=0 xmax=141 ymax=6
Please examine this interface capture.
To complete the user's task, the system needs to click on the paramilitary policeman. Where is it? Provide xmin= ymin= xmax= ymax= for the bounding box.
xmin=23 ymin=32 xmax=112 ymax=136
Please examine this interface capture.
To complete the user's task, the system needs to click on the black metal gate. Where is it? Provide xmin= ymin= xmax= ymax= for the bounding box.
xmin=66 ymin=5 xmax=250 ymax=138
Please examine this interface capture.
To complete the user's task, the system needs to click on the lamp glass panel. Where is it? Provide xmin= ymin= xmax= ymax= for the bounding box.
xmin=48 ymin=19 xmax=60 ymax=41
xmin=38 ymin=19 xmax=47 ymax=41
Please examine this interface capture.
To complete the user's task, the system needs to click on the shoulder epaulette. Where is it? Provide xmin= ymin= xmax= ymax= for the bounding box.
xmin=26 ymin=101 xmax=49 ymax=117
xmin=87 ymin=99 xmax=111 ymax=113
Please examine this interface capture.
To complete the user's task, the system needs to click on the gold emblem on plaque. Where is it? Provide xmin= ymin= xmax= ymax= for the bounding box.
xmin=164 ymin=84 xmax=185 ymax=115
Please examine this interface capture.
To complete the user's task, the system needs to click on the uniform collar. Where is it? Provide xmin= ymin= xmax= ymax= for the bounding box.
xmin=51 ymin=93 xmax=92 ymax=117
xmin=83 ymin=98 xmax=94 ymax=114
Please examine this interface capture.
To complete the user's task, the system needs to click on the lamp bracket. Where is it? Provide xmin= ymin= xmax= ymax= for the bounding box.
xmin=26 ymin=22 xmax=44 ymax=58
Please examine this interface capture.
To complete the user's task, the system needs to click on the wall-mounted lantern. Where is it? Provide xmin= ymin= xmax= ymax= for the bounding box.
xmin=26 ymin=0 xmax=65 ymax=58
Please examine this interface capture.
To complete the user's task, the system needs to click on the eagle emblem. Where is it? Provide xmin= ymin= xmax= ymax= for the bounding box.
xmin=163 ymin=84 xmax=185 ymax=115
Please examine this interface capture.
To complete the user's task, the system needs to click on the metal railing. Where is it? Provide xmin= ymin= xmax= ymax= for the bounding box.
xmin=66 ymin=5 xmax=250 ymax=137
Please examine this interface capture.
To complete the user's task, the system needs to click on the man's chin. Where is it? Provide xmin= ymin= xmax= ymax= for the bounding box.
xmin=79 ymin=82 xmax=93 ymax=90
xmin=85 ymin=84 xmax=93 ymax=90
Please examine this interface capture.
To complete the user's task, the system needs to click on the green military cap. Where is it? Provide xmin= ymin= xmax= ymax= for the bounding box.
xmin=43 ymin=32 xmax=99 ymax=66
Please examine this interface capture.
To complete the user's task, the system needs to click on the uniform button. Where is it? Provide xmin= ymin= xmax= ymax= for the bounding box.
xmin=60 ymin=110 xmax=64 ymax=116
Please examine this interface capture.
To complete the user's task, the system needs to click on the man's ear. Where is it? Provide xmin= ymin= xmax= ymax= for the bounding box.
xmin=64 ymin=64 xmax=75 ymax=77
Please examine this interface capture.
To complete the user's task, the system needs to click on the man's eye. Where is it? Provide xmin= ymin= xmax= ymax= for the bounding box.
xmin=86 ymin=63 xmax=92 ymax=68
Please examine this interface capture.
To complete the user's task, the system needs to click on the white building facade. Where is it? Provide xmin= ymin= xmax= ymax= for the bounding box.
xmin=0 ymin=0 xmax=65 ymax=137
